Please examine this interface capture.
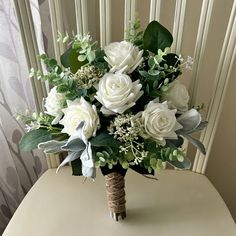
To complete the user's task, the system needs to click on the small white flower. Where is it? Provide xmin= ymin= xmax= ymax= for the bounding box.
xmin=44 ymin=87 xmax=65 ymax=124
xmin=59 ymin=97 xmax=99 ymax=139
xmin=104 ymin=41 xmax=143 ymax=73
xmin=141 ymin=101 xmax=182 ymax=142
xmin=162 ymin=80 xmax=190 ymax=113
xmin=95 ymin=73 xmax=143 ymax=115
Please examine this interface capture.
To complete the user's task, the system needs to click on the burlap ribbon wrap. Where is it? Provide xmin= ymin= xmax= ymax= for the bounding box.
xmin=105 ymin=172 xmax=126 ymax=221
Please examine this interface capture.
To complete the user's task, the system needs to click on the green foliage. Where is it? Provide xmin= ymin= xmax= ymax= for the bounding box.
xmin=138 ymin=141 xmax=188 ymax=172
xmin=72 ymin=35 xmax=97 ymax=64
xmin=165 ymin=136 xmax=184 ymax=148
xmin=19 ymin=128 xmax=52 ymax=151
xmin=143 ymin=21 xmax=173 ymax=53
xmin=168 ymin=158 xmax=191 ymax=169
xmin=22 ymin=21 xmax=206 ymax=178
xmin=138 ymin=50 xmax=182 ymax=102
xmin=94 ymin=146 xmax=119 ymax=169
xmin=16 ymin=111 xmax=52 ymax=129
xmin=71 ymin=158 xmax=83 ymax=176
xmin=61 ymin=47 xmax=87 ymax=73
xmin=90 ymin=132 xmax=121 ymax=148
xmin=126 ymin=19 xmax=144 ymax=48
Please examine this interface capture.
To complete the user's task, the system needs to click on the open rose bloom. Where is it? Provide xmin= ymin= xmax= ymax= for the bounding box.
xmin=20 ymin=20 xmax=206 ymax=179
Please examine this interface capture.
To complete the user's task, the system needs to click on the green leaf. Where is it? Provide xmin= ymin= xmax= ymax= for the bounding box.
xmin=149 ymin=90 xmax=162 ymax=98
xmin=145 ymin=141 xmax=157 ymax=153
xmin=87 ymin=51 xmax=96 ymax=63
xmin=77 ymin=54 xmax=87 ymax=62
xmin=168 ymin=158 xmax=191 ymax=169
xmin=143 ymin=21 xmax=173 ymax=53
xmin=60 ymin=47 xmax=87 ymax=73
xmin=160 ymin=53 xmax=181 ymax=80
xmin=90 ymin=132 xmax=121 ymax=148
xmin=139 ymin=70 xmax=149 ymax=78
xmin=71 ymin=158 xmax=83 ymax=176
xmin=20 ymin=129 xmax=52 ymax=151
xmin=153 ymin=79 xmax=160 ymax=89
xmin=165 ymin=136 xmax=184 ymax=148
xmin=65 ymin=92 xmax=77 ymax=100
xmin=146 ymin=84 xmax=150 ymax=94
xmin=139 ymin=70 xmax=159 ymax=81
xmin=93 ymin=49 xmax=106 ymax=63
xmin=57 ymin=84 xmax=68 ymax=93
xmin=148 ymin=69 xmax=160 ymax=76
xmin=148 ymin=57 xmax=156 ymax=69
xmin=48 ymin=59 xmax=57 ymax=67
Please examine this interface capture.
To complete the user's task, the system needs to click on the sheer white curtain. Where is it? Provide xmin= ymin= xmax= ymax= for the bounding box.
xmin=0 ymin=0 xmax=47 ymax=233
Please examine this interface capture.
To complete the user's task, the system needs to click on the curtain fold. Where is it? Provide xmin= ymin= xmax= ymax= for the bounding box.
xmin=0 ymin=0 xmax=47 ymax=234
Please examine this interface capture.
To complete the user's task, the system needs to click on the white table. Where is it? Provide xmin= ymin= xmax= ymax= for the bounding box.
xmin=3 ymin=167 xmax=236 ymax=236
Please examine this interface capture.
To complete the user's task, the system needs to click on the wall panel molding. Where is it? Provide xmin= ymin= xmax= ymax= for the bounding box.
xmin=99 ymin=0 xmax=111 ymax=47
xmin=124 ymin=0 xmax=136 ymax=39
xmin=172 ymin=0 xmax=187 ymax=53
xmin=189 ymin=0 xmax=214 ymax=108
xmin=149 ymin=0 xmax=161 ymax=22
xmin=75 ymin=0 xmax=88 ymax=35
xmin=193 ymin=0 xmax=236 ymax=174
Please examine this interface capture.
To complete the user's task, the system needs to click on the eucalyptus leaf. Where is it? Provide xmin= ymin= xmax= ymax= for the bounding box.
xmin=77 ymin=54 xmax=87 ymax=62
xmin=20 ymin=129 xmax=52 ymax=151
xmin=153 ymin=79 xmax=160 ymax=89
xmin=148 ymin=70 xmax=160 ymax=76
xmin=143 ymin=21 xmax=173 ymax=53
xmin=139 ymin=70 xmax=158 ymax=81
xmin=148 ymin=57 xmax=156 ymax=69
xmin=87 ymin=51 xmax=96 ymax=63
xmin=139 ymin=70 xmax=149 ymax=78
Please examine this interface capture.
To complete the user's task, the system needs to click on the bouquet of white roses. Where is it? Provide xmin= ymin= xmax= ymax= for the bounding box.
xmin=19 ymin=20 xmax=206 ymax=220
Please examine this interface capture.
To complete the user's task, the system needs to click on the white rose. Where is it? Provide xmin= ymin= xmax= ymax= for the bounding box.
xmin=162 ymin=80 xmax=190 ymax=113
xmin=141 ymin=101 xmax=182 ymax=142
xmin=45 ymin=86 xmax=65 ymax=124
xmin=104 ymin=41 xmax=143 ymax=73
xmin=59 ymin=97 xmax=99 ymax=139
xmin=95 ymin=73 xmax=143 ymax=115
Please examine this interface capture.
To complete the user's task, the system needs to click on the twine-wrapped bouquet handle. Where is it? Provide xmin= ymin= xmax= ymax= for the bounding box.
xmin=105 ymin=172 xmax=126 ymax=221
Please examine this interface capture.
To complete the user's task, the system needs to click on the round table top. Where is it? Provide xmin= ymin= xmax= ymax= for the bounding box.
xmin=3 ymin=167 xmax=236 ymax=236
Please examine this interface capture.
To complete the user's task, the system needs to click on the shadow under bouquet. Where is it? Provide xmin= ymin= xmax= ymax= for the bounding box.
xmin=19 ymin=20 xmax=207 ymax=221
